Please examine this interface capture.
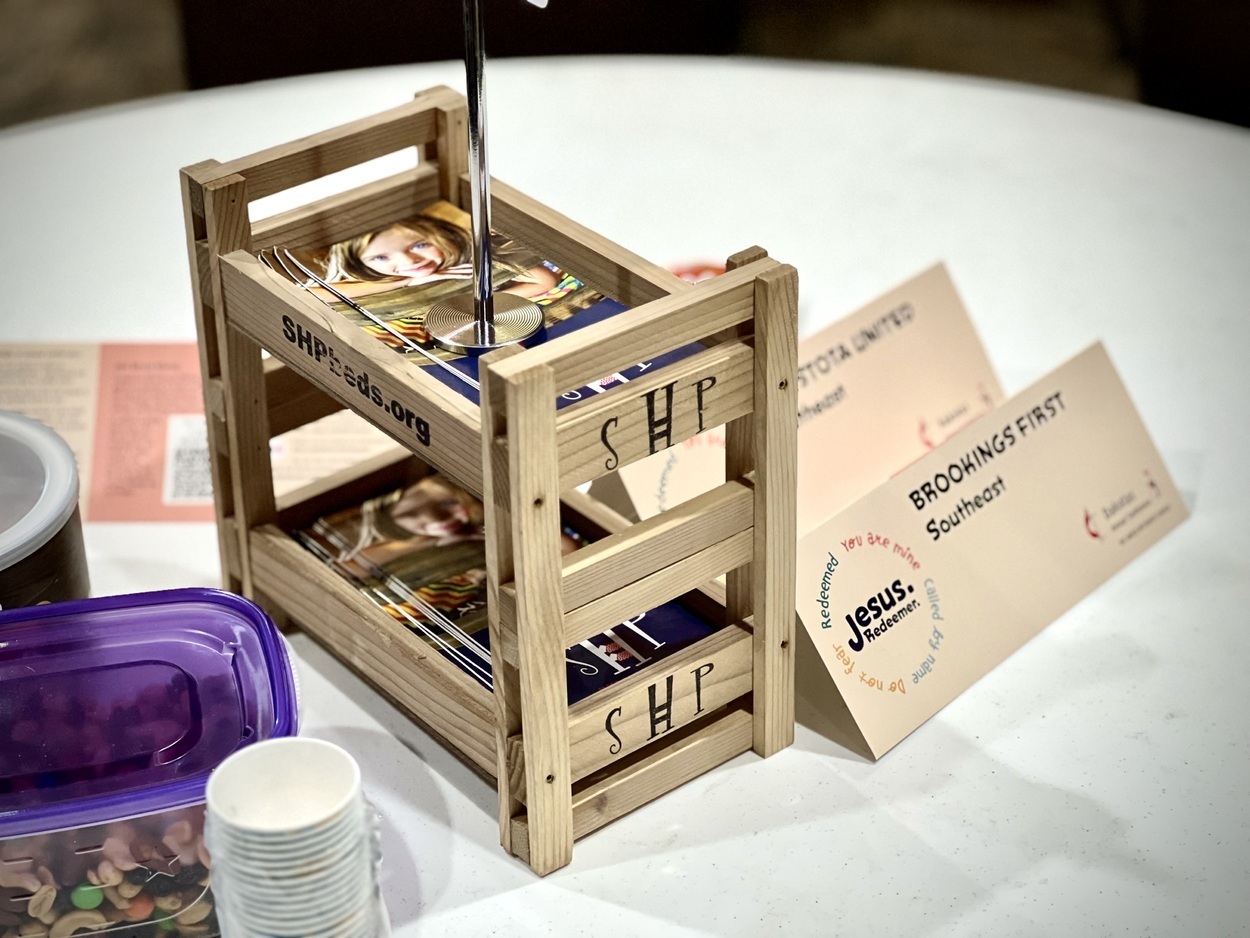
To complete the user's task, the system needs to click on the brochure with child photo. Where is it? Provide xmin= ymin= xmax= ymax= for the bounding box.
xmin=295 ymin=471 xmax=724 ymax=705
xmin=276 ymin=200 xmax=698 ymax=406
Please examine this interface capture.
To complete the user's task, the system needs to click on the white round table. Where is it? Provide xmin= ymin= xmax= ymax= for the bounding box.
xmin=2 ymin=57 xmax=1248 ymax=935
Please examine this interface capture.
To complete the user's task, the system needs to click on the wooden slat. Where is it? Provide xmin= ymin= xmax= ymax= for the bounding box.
xmin=220 ymin=515 xmax=241 ymax=582
xmin=479 ymin=345 xmax=524 ymax=856
xmin=274 ymin=445 xmax=415 ymax=527
xmin=571 ymin=705 xmax=752 ymax=840
xmin=251 ymin=165 xmax=441 ymax=253
xmin=491 ymin=580 xmax=519 ymax=670
xmin=181 ymin=161 xmax=238 ymax=590
xmin=182 ymin=177 xmax=214 ymax=357
xmin=491 ymin=505 xmax=742 ymax=672
xmin=488 ymin=256 xmax=779 ymax=395
xmin=508 ymin=624 xmax=753 ymax=800
xmin=208 ymin=410 xmax=230 ymax=467
xmin=559 ymin=529 xmax=752 ymax=651
xmin=204 ymin=174 xmax=276 ymax=598
xmin=561 ymin=479 xmax=753 ymax=610
xmin=434 ymin=102 xmax=468 ymax=207
xmin=497 ymin=551 xmax=742 ymax=671
xmin=748 ymin=265 xmax=800 ymax=756
xmin=555 ymin=487 xmax=750 ymax=620
xmin=212 ymin=87 xmax=461 ymax=201
xmin=501 ymin=360 xmax=573 ymax=876
xmin=205 ymin=375 xmax=226 ymax=421
xmin=219 ymin=251 xmax=484 ymax=496
xmin=263 ymin=358 xmax=344 ymax=437
xmin=721 ymin=248 xmax=763 ymax=734
xmin=192 ymin=240 xmax=213 ymax=318
xmin=557 ymin=485 xmax=634 ymax=540
xmin=249 ymin=526 xmax=496 ymax=775
xmin=555 ymin=340 xmax=754 ymax=490
xmin=485 ymin=178 xmax=689 ymax=307
xmin=510 ymin=705 xmax=752 ymax=856
xmin=216 ymin=323 xmax=276 ymax=560
xmin=727 ymin=246 xmax=769 ymax=270
xmin=569 ymin=622 xmax=751 ymax=781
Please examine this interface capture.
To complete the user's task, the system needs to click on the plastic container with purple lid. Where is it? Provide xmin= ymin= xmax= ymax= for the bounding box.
xmin=0 ymin=588 xmax=298 ymax=937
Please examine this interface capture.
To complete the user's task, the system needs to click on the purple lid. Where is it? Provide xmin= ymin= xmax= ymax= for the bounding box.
xmin=0 ymin=588 xmax=298 ymax=838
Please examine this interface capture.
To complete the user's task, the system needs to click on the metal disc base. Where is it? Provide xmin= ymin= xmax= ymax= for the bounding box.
xmin=425 ymin=293 xmax=544 ymax=354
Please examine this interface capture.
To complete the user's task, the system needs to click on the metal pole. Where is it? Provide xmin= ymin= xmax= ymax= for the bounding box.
xmin=463 ymin=0 xmax=494 ymax=346
xmin=425 ymin=0 xmax=544 ymax=354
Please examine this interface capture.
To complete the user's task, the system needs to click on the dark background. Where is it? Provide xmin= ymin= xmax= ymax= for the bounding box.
xmin=2 ymin=0 xmax=1247 ymax=130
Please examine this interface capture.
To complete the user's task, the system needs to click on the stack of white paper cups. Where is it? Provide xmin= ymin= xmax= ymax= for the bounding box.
xmin=205 ymin=738 xmax=389 ymax=937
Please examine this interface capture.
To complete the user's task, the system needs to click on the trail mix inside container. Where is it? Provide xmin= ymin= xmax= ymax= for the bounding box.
xmin=0 ymin=589 xmax=298 ymax=937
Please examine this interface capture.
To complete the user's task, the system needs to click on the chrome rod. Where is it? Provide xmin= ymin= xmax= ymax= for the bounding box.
xmin=463 ymin=0 xmax=494 ymax=345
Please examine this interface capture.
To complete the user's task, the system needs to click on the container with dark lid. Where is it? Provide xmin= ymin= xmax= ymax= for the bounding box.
xmin=0 ymin=588 xmax=299 ymax=936
xmin=0 ymin=410 xmax=90 ymax=610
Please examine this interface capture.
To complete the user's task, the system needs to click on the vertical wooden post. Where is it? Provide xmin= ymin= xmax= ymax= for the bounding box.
xmin=748 ymin=265 xmax=799 ymax=755
xmin=506 ymin=362 xmax=573 ymax=875
xmin=435 ymin=101 xmax=470 ymax=209
xmin=482 ymin=350 xmax=573 ymax=875
xmin=723 ymin=247 xmax=798 ymax=755
xmin=723 ymin=247 xmax=768 ymax=668
xmin=180 ymin=160 xmax=239 ymax=592
xmin=203 ymin=174 xmax=276 ymax=598
xmin=480 ymin=346 xmax=524 ymax=855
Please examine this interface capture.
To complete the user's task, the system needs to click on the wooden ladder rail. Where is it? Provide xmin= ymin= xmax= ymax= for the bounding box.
xmin=479 ymin=253 xmax=798 ymax=875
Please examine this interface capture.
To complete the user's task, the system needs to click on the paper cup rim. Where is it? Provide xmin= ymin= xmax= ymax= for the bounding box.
xmin=207 ymin=737 xmax=361 ymax=834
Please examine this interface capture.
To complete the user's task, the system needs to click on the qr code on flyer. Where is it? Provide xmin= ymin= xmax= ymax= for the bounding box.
xmin=162 ymin=414 xmax=213 ymax=505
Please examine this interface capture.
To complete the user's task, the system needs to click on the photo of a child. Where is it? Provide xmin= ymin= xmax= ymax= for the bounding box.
xmin=314 ymin=214 xmax=561 ymax=301
xmin=295 ymin=471 xmax=723 ymax=703
xmin=316 ymin=473 xmax=485 ymax=578
xmin=290 ymin=201 xmax=603 ymax=359
xmin=297 ymin=472 xmax=582 ymax=633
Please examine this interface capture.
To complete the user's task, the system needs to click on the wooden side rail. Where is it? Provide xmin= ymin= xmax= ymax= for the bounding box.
xmin=724 ymin=261 xmax=799 ymax=761
xmin=557 ymin=531 xmax=751 ymax=643
xmin=486 ymin=257 xmax=779 ymax=395
xmin=487 ymin=179 xmax=690 ymax=307
xmin=219 ymin=251 xmax=484 ymax=493
xmin=479 ymin=346 xmax=569 ymax=873
xmin=479 ymin=253 xmax=797 ymax=875
xmin=510 ymin=705 xmax=754 ymax=864
xmin=554 ymin=339 xmax=755 ymax=489
xmin=212 ymin=86 xmax=462 ymax=202
xmin=561 ymin=479 xmax=754 ymax=609
xmin=262 ymin=358 xmax=344 ymax=438
xmin=252 ymin=164 xmax=443 ymax=253
xmin=506 ymin=622 xmax=755 ymax=798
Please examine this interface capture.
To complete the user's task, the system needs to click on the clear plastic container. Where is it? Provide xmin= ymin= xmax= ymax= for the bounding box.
xmin=0 ymin=588 xmax=299 ymax=937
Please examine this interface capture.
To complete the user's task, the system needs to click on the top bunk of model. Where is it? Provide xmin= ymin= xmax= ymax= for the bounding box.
xmin=183 ymin=86 xmax=789 ymax=500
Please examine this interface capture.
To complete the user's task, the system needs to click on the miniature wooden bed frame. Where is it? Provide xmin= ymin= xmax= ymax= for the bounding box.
xmin=181 ymin=86 xmax=798 ymax=875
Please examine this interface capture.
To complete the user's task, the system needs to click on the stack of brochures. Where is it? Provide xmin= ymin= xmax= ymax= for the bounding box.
xmin=295 ymin=472 xmax=722 ymax=704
